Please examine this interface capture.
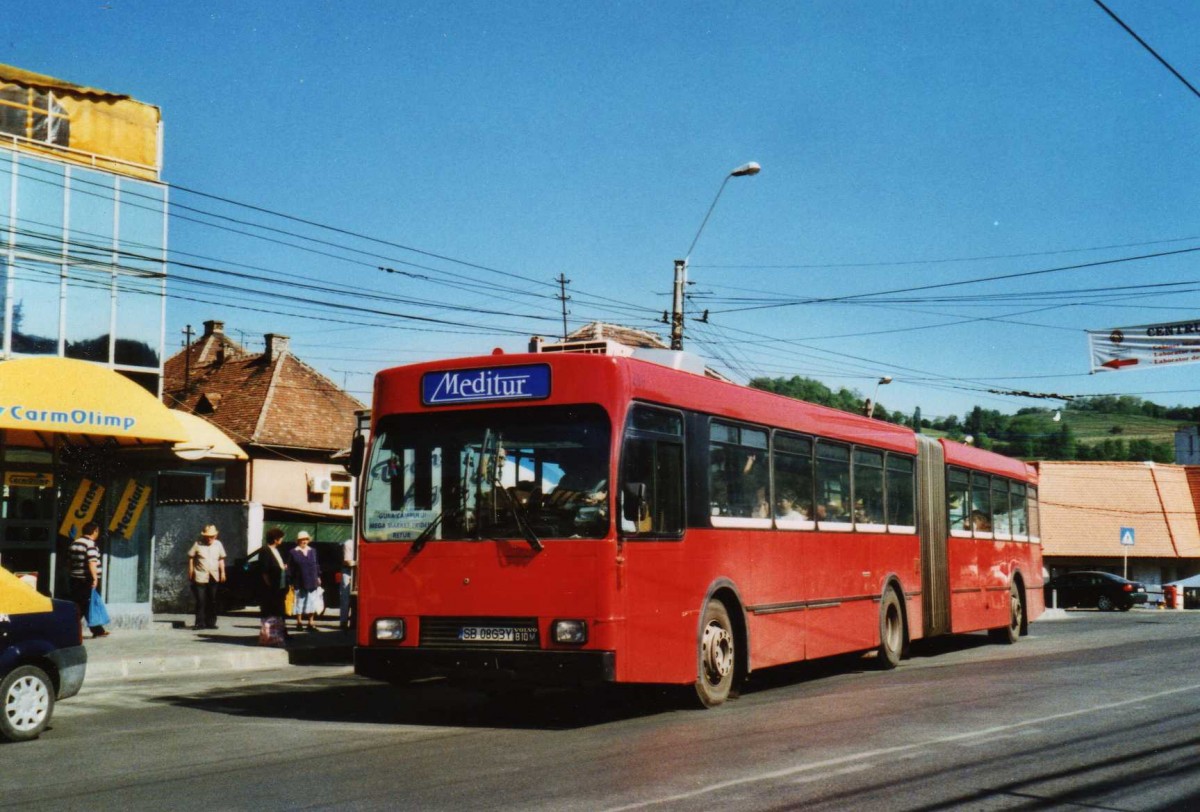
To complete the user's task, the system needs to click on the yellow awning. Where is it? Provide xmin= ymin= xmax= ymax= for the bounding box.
xmin=0 ymin=358 xmax=186 ymax=445
xmin=172 ymin=410 xmax=248 ymax=461
xmin=0 ymin=566 xmax=53 ymax=614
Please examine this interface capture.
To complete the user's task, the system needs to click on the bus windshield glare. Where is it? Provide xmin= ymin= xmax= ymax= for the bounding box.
xmin=362 ymin=404 xmax=611 ymax=543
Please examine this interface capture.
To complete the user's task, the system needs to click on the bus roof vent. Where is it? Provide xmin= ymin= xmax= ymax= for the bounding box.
xmin=528 ymin=331 xmax=716 ymax=377
xmin=531 ymin=337 xmax=635 ymax=357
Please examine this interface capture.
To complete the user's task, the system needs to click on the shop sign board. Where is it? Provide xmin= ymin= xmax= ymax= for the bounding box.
xmin=3 ymin=472 xmax=53 ymax=488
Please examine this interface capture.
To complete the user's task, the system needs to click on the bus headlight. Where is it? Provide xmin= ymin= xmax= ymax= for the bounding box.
xmin=552 ymin=619 xmax=587 ymax=644
xmin=374 ymin=618 xmax=406 ymax=642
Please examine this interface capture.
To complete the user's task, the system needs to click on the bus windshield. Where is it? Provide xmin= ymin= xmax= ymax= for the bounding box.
xmin=362 ymin=404 xmax=611 ymax=543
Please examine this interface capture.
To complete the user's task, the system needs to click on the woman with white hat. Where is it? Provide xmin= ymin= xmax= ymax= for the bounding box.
xmin=286 ymin=530 xmax=322 ymax=631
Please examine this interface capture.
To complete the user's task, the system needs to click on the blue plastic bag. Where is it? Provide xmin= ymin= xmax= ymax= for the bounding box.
xmin=88 ymin=588 xmax=110 ymax=627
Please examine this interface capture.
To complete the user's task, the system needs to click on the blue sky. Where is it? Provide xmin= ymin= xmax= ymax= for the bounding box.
xmin=8 ymin=1 xmax=1200 ymax=419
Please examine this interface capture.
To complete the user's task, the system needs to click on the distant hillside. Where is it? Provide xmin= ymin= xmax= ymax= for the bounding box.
xmin=748 ymin=375 xmax=1192 ymax=463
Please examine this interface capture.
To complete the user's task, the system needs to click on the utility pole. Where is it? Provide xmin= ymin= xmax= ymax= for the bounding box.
xmin=670 ymin=259 xmax=686 ymax=351
xmin=556 ymin=273 xmax=571 ymax=340
xmin=182 ymin=324 xmax=193 ymax=391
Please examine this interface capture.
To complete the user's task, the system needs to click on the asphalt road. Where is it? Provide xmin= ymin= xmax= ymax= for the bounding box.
xmin=5 ymin=610 xmax=1200 ymax=811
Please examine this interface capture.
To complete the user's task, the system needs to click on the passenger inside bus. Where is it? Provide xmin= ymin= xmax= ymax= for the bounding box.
xmin=775 ymin=492 xmax=807 ymax=520
xmin=970 ymin=509 xmax=992 ymax=532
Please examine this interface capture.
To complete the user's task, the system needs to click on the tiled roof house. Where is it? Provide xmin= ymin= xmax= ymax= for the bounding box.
xmin=1036 ymin=461 xmax=1200 ymax=585
xmin=162 ymin=319 xmax=364 ymax=530
xmin=164 ymin=320 xmax=363 ymax=451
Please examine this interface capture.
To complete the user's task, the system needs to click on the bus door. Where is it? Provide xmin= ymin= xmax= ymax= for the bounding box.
xmin=616 ymin=404 xmax=689 ymax=684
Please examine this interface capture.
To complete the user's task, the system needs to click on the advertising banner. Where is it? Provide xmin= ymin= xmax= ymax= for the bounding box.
xmin=58 ymin=478 xmax=104 ymax=539
xmin=1088 ymin=319 xmax=1200 ymax=372
xmin=109 ymin=479 xmax=151 ymax=540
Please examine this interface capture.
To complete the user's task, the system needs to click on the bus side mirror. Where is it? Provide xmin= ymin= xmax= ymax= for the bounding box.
xmin=347 ymin=433 xmax=365 ymax=476
xmin=622 ymin=482 xmax=647 ymax=523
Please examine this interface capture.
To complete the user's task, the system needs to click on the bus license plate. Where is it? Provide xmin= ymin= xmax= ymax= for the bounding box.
xmin=458 ymin=626 xmax=536 ymax=643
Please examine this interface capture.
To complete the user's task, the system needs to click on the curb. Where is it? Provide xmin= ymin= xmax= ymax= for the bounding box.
xmin=86 ymin=645 xmax=292 ymax=684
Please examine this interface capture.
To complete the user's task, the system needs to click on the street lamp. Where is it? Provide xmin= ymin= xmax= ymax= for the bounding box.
xmin=864 ymin=375 xmax=892 ymax=419
xmin=670 ymin=161 xmax=761 ymax=350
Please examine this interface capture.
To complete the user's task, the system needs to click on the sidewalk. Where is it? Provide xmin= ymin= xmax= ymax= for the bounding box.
xmin=82 ymin=610 xmax=354 ymax=686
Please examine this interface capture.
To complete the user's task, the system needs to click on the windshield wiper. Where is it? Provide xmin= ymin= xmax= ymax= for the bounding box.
xmin=495 ymin=477 xmax=544 ymax=552
xmin=410 ymin=513 xmax=442 ymax=553
xmin=410 ymin=484 xmax=466 ymax=553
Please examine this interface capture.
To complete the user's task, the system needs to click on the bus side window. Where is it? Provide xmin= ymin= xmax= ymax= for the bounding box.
xmin=886 ymin=454 xmax=915 ymax=532
xmin=970 ymin=473 xmax=992 ymax=533
xmin=1010 ymin=482 xmax=1028 ymax=540
xmin=815 ymin=441 xmax=852 ymax=526
xmin=773 ymin=432 xmax=814 ymax=526
xmin=947 ymin=467 xmax=970 ymax=532
xmin=709 ymin=421 xmax=768 ymax=519
xmin=852 ymin=448 xmax=885 ymax=528
xmin=991 ymin=477 xmax=1011 ymax=537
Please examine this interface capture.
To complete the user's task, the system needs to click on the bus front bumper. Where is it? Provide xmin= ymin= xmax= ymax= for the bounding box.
xmin=354 ymin=646 xmax=615 ymax=686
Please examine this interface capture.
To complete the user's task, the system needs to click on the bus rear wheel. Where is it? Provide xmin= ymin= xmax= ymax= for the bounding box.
xmin=876 ymin=588 xmax=905 ymax=670
xmin=695 ymin=599 xmax=736 ymax=708
xmin=989 ymin=583 xmax=1022 ymax=645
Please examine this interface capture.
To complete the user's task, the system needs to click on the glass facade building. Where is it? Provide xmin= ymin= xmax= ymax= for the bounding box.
xmin=1 ymin=147 xmax=167 ymax=395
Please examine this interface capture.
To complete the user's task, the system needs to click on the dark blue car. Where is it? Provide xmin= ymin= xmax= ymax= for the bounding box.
xmin=1 ymin=570 xmax=87 ymax=742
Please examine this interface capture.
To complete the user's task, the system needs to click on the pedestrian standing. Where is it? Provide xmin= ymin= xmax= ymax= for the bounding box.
xmin=188 ymin=524 xmax=226 ymax=630
xmin=68 ymin=522 xmax=108 ymax=638
xmin=287 ymin=530 xmax=322 ymax=631
xmin=258 ymin=527 xmax=289 ymax=646
xmin=339 ymin=537 xmax=356 ymax=631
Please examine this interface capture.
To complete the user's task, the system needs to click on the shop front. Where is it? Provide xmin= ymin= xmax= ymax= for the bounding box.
xmin=0 ymin=358 xmax=186 ymax=623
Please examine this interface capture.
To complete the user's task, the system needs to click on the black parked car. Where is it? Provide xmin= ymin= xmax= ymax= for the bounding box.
xmin=1044 ymin=570 xmax=1148 ymax=612
xmin=223 ymin=542 xmax=343 ymax=615
xmin=1 ymin=568 xmax=87 ymax=741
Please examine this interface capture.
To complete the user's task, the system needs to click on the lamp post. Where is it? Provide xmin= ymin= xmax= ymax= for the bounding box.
xmin=864 ymin=375 xmax=892 ymax=419
xmin=670 ymin=161 xmax=761 ymax=351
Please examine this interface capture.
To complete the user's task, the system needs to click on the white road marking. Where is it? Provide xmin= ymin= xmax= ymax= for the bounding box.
xmin=604 ymin=682 xmax=1200 ymax=810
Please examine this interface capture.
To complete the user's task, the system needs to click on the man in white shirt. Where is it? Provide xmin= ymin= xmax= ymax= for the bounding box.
xmin=187 ymin=524 xmax=226 ymax=630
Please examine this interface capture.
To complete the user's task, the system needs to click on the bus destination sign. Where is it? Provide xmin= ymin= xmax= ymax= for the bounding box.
xmin=422 ymin=364 xmax=551 ymax=406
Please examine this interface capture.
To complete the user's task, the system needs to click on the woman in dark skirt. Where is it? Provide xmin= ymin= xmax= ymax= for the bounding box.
xmin=258 ymin=527 xmax=289 ymax=644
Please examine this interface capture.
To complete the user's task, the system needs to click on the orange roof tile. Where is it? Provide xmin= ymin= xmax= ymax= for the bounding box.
xmin=163 ymin=326 xmax=364 ymax=452
xmin=1037 ymin=461 xmax=1200 ymax=559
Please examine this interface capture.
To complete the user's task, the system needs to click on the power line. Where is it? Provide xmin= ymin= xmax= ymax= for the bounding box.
xmin=1093 ymin=0 xmax=1200 ymax=101
xmin=706 ymin=245 xmax=1200 ymax=315
xmin=692 ymin=234 xmax=1200 ymax=270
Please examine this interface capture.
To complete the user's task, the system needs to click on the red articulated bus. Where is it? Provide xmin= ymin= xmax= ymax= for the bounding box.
xmin=353 ymin=349 xmax=1044 ymax=707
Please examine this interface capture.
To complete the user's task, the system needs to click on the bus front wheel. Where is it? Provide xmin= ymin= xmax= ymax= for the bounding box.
xmin=695 ymin=599 xmax=736 ymax=708
xmin=876 ymin=589 xmax=905 ymax=670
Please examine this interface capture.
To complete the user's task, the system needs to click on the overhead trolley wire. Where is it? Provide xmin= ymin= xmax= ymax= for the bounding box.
xmin=705 ymin=245 xmax=1200 ymax=315
xmin=1093 ymin=0 xmax=1200 ymax=101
